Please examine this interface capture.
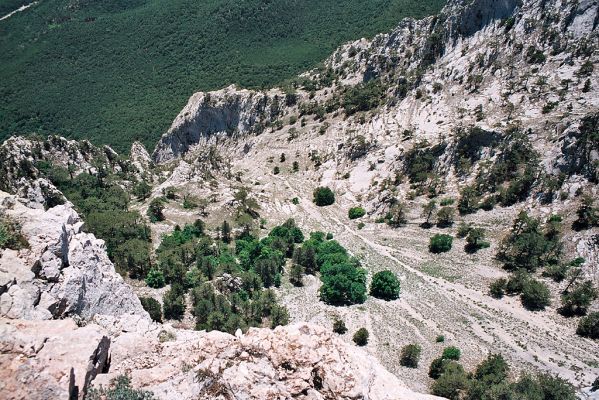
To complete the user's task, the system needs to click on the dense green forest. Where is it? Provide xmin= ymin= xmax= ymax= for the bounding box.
xmin=0 ymin=0 xmax=444 ymax=152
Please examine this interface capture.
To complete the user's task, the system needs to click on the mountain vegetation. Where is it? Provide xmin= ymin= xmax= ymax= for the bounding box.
xmin=0 ymin=0 xmax=443 ymax=152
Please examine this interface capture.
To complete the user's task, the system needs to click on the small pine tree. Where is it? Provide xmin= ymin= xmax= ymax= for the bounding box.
xmin=145 ymin=268 xmax=165 ymax=289
xmin=221 ymin=220 xmax=231 ymax=244
xmin=289 ymin=264 xmax=304 ymax=287
xmin=333 ymin=319 xmax=348 ymax=335
xmin=520 ymin=279 xmax=551 ymax=311
xmin=400 ymin=344 xmax=422 ymax=368
xmin=353 ymin=327 xmax=369 ymax=346
xmin=139 ymin=297 xmax=162 ymax=323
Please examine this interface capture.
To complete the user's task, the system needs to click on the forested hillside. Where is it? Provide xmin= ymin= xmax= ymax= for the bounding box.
xmin=0 ymin=0 xmax=444 ymax=152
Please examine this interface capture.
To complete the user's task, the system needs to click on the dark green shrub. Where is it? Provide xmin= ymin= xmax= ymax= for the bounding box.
xmin=520 ymin=279 xmax=551 ymax=311
xmin=465 ymin=228 xmax=490 ymax=253
xmin=320 ymin=262 xmax=367 ymax=305
xmin=497 ymin=211 xmax=561 ymax=272
xmin=505 ymin=270 xmax=530 ymax=295
xmin=431 ymin=361 xmax=468 ymax=400
xmin=592 ymin=376 xmax=599 ymax=392
xmin=348 ymin=207 xmax=366 ymax=220
xmin=400 ymin=344 xmax=422 ymax=368
xmin=436 ymin=207 xmax=455 ymax=228
xmin=429 ymin=357 xmax=447 ymax=379
xmin=442 ymin=346 xmax=461 ymax=361
xmin=140 ymin=297 xmax=162 ymax=323
xmin=163 ymin=287 xmax=185 ymax=320
xmin=333 ymin=319 xmax=348 ymax=335
xmin=490 ymin=278 xmax=507 ymax=298
xmin=429 ymin=234 xmax=453 ymax=253
xmin=370 ymin=270 xmax=400 ymax=300
xmin=353 ymin=327 xmax=369 ymax=346
xmin=577 ymin=312 xmax=599 ymax=339
xmin=573 ymin=195 xmax=598 ymax=230
xmin=273 ymin=166 xmax=280 ymax=175
xmin=560 ymin=281 xmax=598 ymax=316
xmin=436 ymin=335 xmax=445 ymax=343
xmin=313 ymin=187 xmax=335 ymax=206
xmin=291 ymin=197 xmax=299 ymax=205
xmin=147 ymin=197 xmax=166 ymax=222
xmin=342 ymin=79 xmax=385 ymax=115
xmin=133 ymin=181 xmax=151 ymax=200
xmin=145 ymin=268 xmax=165 ymax=289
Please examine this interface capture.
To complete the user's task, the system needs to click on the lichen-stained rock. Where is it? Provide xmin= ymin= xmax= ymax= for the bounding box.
xmin=0 ymin=190 xmax=148 ymax=321
xmin=94 ymin=322 xmax=443 ymax=400
xmin=0 ymin=318 xmax=110 ymax=400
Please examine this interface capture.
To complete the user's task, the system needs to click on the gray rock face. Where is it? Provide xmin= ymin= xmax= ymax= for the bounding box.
xmin=0 ymin=318 xmax=111 ymax=400
xmin=152 ymin=85 xmax=289 ymax=163
xmin=0 ymin=190 xmax=148 ymax=321
xmin=94 ymin=321 xmax=443 ymax=400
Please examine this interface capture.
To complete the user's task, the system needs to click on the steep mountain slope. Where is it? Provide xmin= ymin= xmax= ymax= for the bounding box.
xmin=146 ymin=0 xmax=599 ymax=393
xmin=0 ymin=0 xmax=444 ymax=152
xmin=0 ymin=0 xmax=598 ymax=398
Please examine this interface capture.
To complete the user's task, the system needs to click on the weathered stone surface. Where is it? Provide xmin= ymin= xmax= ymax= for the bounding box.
xmin=152 ymin=85 xmax=288 ymax=163
xmin=0 ymin=318 xmax=110 ymax=400
xmin=0 ymin=191 xmax=148 ymax=321
xmin=94 ymin=322 xmax=442 ymax=400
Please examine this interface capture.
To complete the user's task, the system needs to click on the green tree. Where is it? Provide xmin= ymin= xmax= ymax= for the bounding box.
xmin=458 ymin=186 xmax=480 ymax=215
xmin=400 ymin=344 xmax=422 ymax=368
xmin=489 ymin=278 xmax=507 ymax=298
xmin=333 ymin=319 xmax=347 ymax=334
xmin=353 ymin=327 xmax=369 ymax=346
xmin=147 ymin=197 xmax=166 ymax=222
xmin=313 ymin=187 xmax=335 ymax=206
xmin=497 ymin=211 xmax=559 ymax=272
xmin=145 ymin=268 xmax=166 ymax=289
xmin=370 ymin=270 xmax=400 ymax=300
xmin=387 ymin=202 xmax=408 ymax=227
xmin=133 ymin=181 xmax=151 ymax=201
xmin=465 ymin=227 xmax=490 ymax=253
xmin=139 ymin=297 xmax=162 ymax=323
xmin=319 ymin=262 xmax=367 ymax=305
xmin=163 ymin=287 xmax=185 ymax=320
xmin=436 ymin=206 xmax=455 ymax=228
xmin=221 ymin=220 xmax=232 ymax=244
xmin=577 ymin=312 xmax=599 ymax=339
xmin=574 ymin=195 xmax=599 ymax=230
xmin=348 ymin=206 xmax=366 ymax=220
xmin=442 ymin=346 xmax=461 ymax=361
xmin=431 ymin=361 xmax=469 ymax=400
xmin=289 ymin=263 xmax=304 ymax=287
xmin=421 ymin=200 xmax=437 ymax=227
xmin=520 ymin=279 xmax=551 ymax=311
xmin=560 ymin=281 xmax=598 ymax=316
xmin=429 ymin=234 xmax=453 ymax=253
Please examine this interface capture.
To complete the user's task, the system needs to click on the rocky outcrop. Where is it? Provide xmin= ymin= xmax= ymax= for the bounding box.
xmin=0 ymin=191 xmax=148 ymax=321
xmin=93 ymin=321 xmax=442 ymax=400
xmin=0 ymin=318 xmax=111 ymax=399
xmin=152 ymin=85 xmax=291 ymax=163
xmin=0 ymin=136 xmax=142 ymax=208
